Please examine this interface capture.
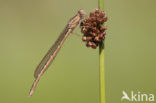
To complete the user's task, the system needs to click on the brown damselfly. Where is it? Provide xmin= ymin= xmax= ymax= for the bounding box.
xmin=29 ymin=10 xmax=85 ymax=97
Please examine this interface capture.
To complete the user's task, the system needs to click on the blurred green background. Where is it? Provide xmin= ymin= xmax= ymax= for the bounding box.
xmin=0 ymin=0 xmax=156 ymax=103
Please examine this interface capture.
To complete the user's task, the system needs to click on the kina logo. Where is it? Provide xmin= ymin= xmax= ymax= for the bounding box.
xmin=121 ymin=90 xmax=154 ymax=102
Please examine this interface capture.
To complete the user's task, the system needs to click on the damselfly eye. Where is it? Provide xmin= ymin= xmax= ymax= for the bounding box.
xmin=78 ymin=9 xmax=86 ymax=16
xmin=80 ymin=8 xmax=108 ymax=49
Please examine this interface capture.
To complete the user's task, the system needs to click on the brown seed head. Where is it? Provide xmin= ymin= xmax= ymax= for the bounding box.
xmin=80 ymin=8 xmax=108 ymax=49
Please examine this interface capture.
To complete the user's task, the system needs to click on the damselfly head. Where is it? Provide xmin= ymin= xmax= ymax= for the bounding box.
xmin=80 ymin=8 xmax=108 ymax=49
xmin=78 ymin=9 xmax=86 ymax=17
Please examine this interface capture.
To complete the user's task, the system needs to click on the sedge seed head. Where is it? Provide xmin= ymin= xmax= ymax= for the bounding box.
xmin=80 ymin=8 xmax=108 ymax=49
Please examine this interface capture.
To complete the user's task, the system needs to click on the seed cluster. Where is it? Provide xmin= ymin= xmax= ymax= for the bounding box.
xmin=80 ymin=8 xmax=107 ymax=49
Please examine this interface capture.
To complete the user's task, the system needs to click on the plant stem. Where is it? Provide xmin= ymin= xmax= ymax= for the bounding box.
xmin=98 ymin=0 xmax=104 ymax=11
xmin=98 ymin=0 xmax=106 ymax=103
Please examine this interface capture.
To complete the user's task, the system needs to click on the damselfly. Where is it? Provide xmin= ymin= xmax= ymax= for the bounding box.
xmin=29 ymin=10 xmax=85 ymax=97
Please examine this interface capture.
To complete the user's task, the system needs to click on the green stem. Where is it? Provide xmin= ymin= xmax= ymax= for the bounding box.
xmin=98 ymin=0 xmax=106 ymax=103
xmin=98 ymin=0 xmax=104 ymax=11
xmin=99 ymin=43 xmax=105 ymax=103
